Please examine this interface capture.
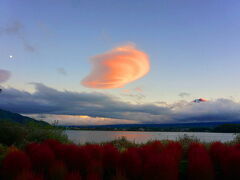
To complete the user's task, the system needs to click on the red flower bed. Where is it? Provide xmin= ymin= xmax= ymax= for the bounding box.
xmin=2 ymin=148 xmax=32 ymax=179
xmin=65 ymin=172 xmax=82 ymax=180
xmin=48 ymin=160 xmax=68 ymax=180
xmin=120 ymin=147 xmax=142 ymax=180
xmin=188 ymin=143 xmax=214 ymax=180
xmin=142 ymin=141 xmax=181 ymax=180
xmin=222 ymin=145 xmax=240 ymax=179
xmin=26 ymin=143 xmax=55 ymax=173
xmin=16 ymin=171 xmax=44 ymax=180
xmin=1 ymin=139 xmax=240 ymax=180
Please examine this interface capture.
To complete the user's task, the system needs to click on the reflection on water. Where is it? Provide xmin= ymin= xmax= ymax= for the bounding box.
xmin=66 ymin=130 xmax=236 ymax=144
xmin=111 ymin=132 xmax=151 ymax=143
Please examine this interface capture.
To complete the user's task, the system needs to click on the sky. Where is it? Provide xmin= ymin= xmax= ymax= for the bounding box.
xmin=0 ymin=0 xmax=240 ymax=125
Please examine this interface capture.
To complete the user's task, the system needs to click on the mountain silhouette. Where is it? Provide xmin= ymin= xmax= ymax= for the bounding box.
xmin=0 ymin=108 xmax=48 ymax=125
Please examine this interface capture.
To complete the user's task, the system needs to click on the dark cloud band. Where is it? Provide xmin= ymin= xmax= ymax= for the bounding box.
xmin=0 ymin=83 xmax=240 ymax=124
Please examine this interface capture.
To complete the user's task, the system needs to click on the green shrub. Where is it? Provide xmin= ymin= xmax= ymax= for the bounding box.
xmin=177 ymin=134 xmax=200 ymax=155
xmin=0 ymin=144 xmax=8 ymax=166
xmin=0 ymin=121 xmax=70 ymax=147
xmin=103 ymin=137 xmax=138 ymax=151
xmin=25 ymin=122 xmax=69 ymax=144
xmin=0 ymin=122 xmax=27 ymax=146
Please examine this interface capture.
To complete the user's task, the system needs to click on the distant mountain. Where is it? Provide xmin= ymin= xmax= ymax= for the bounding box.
xmin=0 ymin=109 xmax=49 ymax=125
xmin=64 ymin=121 xmax=240 ymax=133
xmin=65 ymin=121 xmax=240 ymax=128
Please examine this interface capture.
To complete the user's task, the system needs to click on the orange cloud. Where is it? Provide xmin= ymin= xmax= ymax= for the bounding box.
xmin=134 ymin=87 xmax=142 ymax=92
xmin=81 ymin=45 xmax=150 ymax=89
xmin=28 ymin=114 xmax=138 ymax=125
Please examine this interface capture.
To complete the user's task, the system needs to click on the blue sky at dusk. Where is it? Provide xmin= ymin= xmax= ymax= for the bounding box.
xmin=1 ymin=0 xmax=240 ymax=125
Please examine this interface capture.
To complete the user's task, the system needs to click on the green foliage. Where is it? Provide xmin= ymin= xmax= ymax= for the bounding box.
xmin=104 ymin=137 xmax=138 ymax=151
xmin=0 ymin=122 xmax=27 ymax=146
xmin=0 ymin=144 xmax=8 ymax=166
xmin=179 ymin=160 xmax=188 ymax=179
xmin=177 ymin=134 xmax=200 ymax=154
xmin=26 ymin=122 xmax=69 ymax=144
xmin=229 ymin=133 xmax=240 ymax=145
xmin=0 ymin=121 xmax=70 ymax=147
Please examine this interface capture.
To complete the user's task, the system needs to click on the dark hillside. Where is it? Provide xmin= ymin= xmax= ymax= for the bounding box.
xmin=0 ymin=109 xmax=48 ymax=125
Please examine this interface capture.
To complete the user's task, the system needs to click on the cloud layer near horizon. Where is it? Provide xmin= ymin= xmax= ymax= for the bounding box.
xmin=1 ymin=83 xmax=240 ymax=124
xmin=81 ymin=45 xmax=150 ymax=89
xmin=0 ymin=69 xmax=11 ymax=83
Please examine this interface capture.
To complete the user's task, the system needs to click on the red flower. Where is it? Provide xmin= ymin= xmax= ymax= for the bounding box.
xmin=16 ymin=171 xmax=44 ymax=180
xmin=86 ymin=172 xmax=102 ymax=180
xmin=65 ymin=172 xmax=82 ymax=180
xmin=165 ymin=141 xmax=183 ymax=163
xmin=143 ymin=152 xmax=179 ymax=180
xmin=2 ymin=148 xmax=31 ymax=179
xmin=209 ymin=141 xmax=227 ymax=174
xmin=26 ymin=143 xmax=55 ymax=173
xmin=142 ymin=141 xmax=164 ymax=154
xmin=49 ymin=160 xmax=68 ymax=180
xmin=222 ymin=146 xmax=240 ymax=179
xmin=120 ymin=147 xmax=142 ymax=180
xmin=188 ymin=143 xmax=214 ymax=180
xmin=102 ymin=144 xmax=120 ymax=178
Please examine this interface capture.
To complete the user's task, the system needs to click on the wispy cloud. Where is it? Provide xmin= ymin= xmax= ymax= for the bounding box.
xmin=23 ymin=42 xmax=36 ymax=52
xmin=0 ymin=21 xmax=36 ymax=52
xmin=0 ymin=69 xmax=11 ymax=83
xmin=0 ymin=22 xmax=22 ymax=34
xmin=121 ymin=87 xmax=145 ymax=103
xmin=134 ymin=87 xmax=143 ymax=92
xmin=121 ymin=93 xmax=146 ymax=104
xmin=122 ymin=87 xmax=143 ymax=93
xmin=81 ymin=44 xmax=150 ymax=89
xmin=179 ymin=92 xmax=191 ymax=98
xmin=57 ymin=68 xmax=67 ymax=76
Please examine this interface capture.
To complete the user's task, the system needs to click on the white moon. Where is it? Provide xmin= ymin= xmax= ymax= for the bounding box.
xmin=9 ymin=55 xmax=13 ymax=59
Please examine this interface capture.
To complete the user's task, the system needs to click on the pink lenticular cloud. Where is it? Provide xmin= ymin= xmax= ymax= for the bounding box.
xmin=81 ymin=45 xmax=150 ymax=89
xmin=0 ymin=69 xmax=11 ymax=83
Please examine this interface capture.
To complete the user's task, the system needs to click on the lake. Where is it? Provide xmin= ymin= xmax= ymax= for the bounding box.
xmin=65 ymin=130 xmax=236 ymax=144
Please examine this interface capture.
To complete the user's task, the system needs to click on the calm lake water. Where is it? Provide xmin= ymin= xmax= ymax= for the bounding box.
xmin=65 ymin=130 xmax=236 ymax=144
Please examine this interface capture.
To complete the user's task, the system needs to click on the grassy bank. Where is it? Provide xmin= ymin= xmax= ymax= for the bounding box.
xmin=0 ymin=121 xmax=69 ymax=148
xmin=1 ymin=133 xmax=240 ymax=179
xmin=1 ymin=122 xmax=240 ymax=179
